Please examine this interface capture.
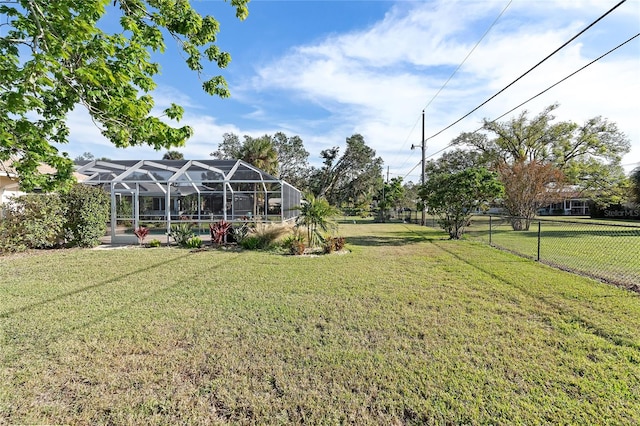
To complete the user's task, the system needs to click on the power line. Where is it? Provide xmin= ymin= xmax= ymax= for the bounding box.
xmin=422 ymin=0 xmax=513 ymax=113
xmin=402 ymin=31 xmax=639 ymax=180
xmin=423 ymin=0 xmax=628 ymax=143
xmin=487 ymin=32 xmax=639 ymax=124
xmin=395 ymin=0 xmax=513 ymax=172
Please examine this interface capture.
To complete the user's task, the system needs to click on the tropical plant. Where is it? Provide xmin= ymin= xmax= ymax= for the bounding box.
xmin=185 ymin=236 xmax=203 ymax=249
xmin=147 ymin=239 xmax=162 ymax=248
xmin=282 ymin=229 xmax=306 ymax=255
xmin=170 ymin=223 xmax=196 ymax=247
xmin=209 ymin=220 xmax=232 ymax=245
xmin=240 ymin=137 xmax=278 ymax=176
xmin=295 ymin=193 xmax=340 ymax=247
xmin=133 ymin=226 xmax=150 ymax=245
xmin=231 ymin=223 xmax=250 ymax=244
xmin=323 ymin=236 xmax=346 ymax=254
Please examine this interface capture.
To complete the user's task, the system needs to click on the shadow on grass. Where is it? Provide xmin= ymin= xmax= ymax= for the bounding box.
xmin=429 ymin=240 xmax=640 ymax=350
xmin=1 ymin=251 xmax=195 ymax=319
xmin=345 ymin=224 xmax=447 ymax=247
xmin=346 ymin=235 xmax=431 ymax=247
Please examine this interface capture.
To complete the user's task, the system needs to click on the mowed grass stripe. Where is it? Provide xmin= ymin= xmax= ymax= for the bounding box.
xmin=0 ymin=222 xmax=638 ymax=424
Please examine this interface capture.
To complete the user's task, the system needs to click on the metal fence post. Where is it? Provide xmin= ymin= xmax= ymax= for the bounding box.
xmin=489 ymin=216 xmax=492 ymax=245
xmin=537 ymin=221 xmax=541 ymax=261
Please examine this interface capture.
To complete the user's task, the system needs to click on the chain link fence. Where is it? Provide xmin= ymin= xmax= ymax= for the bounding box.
xmin=425 ymin=215 xmax=640 ymax=291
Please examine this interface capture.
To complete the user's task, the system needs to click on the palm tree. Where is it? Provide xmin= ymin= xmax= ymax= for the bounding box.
xmin=240 ymin=137 xmax=279 ymax=218
xmin=295 ymin=193 xmax=340 ymax=247
xmin=240 ymin=137 xmax=278 ymax=176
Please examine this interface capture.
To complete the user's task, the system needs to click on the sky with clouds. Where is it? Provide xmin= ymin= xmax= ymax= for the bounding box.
xmin=62 ymin=0 xmax=640 ymax=181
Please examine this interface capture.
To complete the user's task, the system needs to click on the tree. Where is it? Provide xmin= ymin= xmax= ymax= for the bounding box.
xmin=74 ymin=152 xmax=94 ymax=163
xmin=211 ymin=132 xmax=310 ymax=188
xmin=163 ymin=151 xmax=184 ymax=160
xmin=419 ymin=168 xmax=503 ymax=239
xmin=239 ymin=136 xmax=278 ymax=176
xmin=1 ymin=0 xmax=249 ymax=192
xmin=310 ymin=134 xmax=383 ymax=208
xmin=631 ymin=167 xmax=640 ymax=204
xmin=272 ymin=132 xmax=310 ymax=190
xmin=375 ymin=177 xmax=404 ymax=222
xmin=456 ymin=104 xmax=630 ymax=229
xmin=210 ymin=133 xmax=242 ymax=160
xmin=425 ymin=148 xmax=490 ymax=176
xmin=496 ymin=160 xmax=564 ymax=230
xmin=295 ymin=193 xmax=340 ymax=247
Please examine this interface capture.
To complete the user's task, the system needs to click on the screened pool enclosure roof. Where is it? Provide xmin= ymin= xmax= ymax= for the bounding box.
xmin=77 ymin=159 xmax=285 ymax=192
xmin=76 ymin=159 xmax=302 ymax=243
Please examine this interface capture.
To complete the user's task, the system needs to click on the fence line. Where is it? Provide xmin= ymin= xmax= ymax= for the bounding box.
xmin=424 ymin=215 xmax=640 ymax=291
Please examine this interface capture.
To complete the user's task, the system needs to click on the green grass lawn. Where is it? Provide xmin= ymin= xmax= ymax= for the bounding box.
xmin=1 ymin=222 xmax=639 ymax=424
xmin=461 ymin=215 xmax=640 ymax=288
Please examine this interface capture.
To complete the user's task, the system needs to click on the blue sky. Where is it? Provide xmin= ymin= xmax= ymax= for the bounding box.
xmin=64 ymin=0 xmax=640 ymax=181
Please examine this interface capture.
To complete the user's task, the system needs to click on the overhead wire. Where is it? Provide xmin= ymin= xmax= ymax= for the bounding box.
xmin=394 ymin=0 xmax=513 ymax=172
xmin=422 ymin=0 xmax=628 ymax=143
xmin=402 ymin=31 xmax=640 ymax=180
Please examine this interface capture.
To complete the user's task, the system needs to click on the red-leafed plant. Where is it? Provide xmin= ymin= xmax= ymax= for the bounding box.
xmin=209 ymin=220 xmax=232 ymax=245
xmin=133 ymin=226 xmax=149 ymax=245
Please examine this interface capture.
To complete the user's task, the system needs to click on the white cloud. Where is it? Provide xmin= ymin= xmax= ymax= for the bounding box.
xmin=60 ymin=0 xmax=639 ymax=176
xmin=247 ymin=0 xmax=640 ymax=177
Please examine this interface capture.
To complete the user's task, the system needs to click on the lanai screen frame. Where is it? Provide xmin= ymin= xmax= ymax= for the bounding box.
xmin=76 ymin=159 xmax=302 ymax=243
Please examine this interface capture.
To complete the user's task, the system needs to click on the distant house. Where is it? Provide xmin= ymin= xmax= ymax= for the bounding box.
xmin=0 ymin=158 xmax=87 ymax=204
xmin=0 ymin=160 xmax=20 ymax=204
xmin=538 ymin=185 xmax=590 ymax=216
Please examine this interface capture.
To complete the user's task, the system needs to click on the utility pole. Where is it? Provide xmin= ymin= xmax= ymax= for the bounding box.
xmin=421 ymin=110 xmax=426 ymax=226
xmin=411 ymin=110 xmax=426 ymax=226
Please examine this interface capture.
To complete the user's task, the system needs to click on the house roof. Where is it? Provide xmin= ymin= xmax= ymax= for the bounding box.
xmin=0 ymin=157 xmax=88 ymax=182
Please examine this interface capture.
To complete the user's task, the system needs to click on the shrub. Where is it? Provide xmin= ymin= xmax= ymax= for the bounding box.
xmin=147 ymin=239 xmax=162 ymax=248
xmin=0 ymin=194 xmax=66 ymax=252
xmin=133 ymin=226 xmax=150 ymax=245
xmin=231 ymin=223 xmax=250 ymax=244
xmin=251 ymin=223 xmax=291 ymax=249
xmin=186 ymin=236 xmax=203 ymax=249
xmin=323 ymin=236 xmax=346 ymax=254
xmin=170 ymin=223 xmax=195 ymax=247
xmin=239 ymin=235 xmax=262 ymax=250
xmin=282 ymin=229 xmax=306 ymax=255
xmin=289 ymin=239 xmax=306 ymax=255
xmin=209 ymin=220 xmax=232 ymax=245
xmin=62 ymin=184 xmax=110 ymax=247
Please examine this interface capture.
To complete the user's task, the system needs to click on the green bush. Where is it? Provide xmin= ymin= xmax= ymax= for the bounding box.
xmin=62 ymin=184 xmax=110 ymax=247
xmin=186 ymin=236 xmax=203 ymax=249
xmin=170 ymin=223 xmax=196 ymax=247
xmin=147 ymin=239 xmax=162 ymax=248
xmin=0 ymin=194 xmax=66 ymax=252
xmin=239 ymin=235 xmax=262 ymax=250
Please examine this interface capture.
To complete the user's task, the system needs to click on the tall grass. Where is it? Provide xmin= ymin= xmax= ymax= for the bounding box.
xmin=0 ymin=222 xmax=638 ymax=424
